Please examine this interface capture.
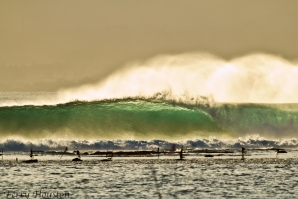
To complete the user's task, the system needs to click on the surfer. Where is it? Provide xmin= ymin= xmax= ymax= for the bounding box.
xmin=241 ymin=147 xmax=245 ymax=160
xmin=276 ymin=148 xmax=287 ymax=158
xmin=101 ymin=150 xmax=113 ymax=161
xmin=30 ymin=148 xmax=33 ymax=158
xmin=22 ymin=148 xmax=38 ymax=163
xmin=179 ymin=146 xmax=184 ymax=160
xmin=72 ymin=150 xmax=82 ymax=162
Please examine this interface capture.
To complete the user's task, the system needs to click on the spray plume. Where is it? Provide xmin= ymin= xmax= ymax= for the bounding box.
xmin=59 ymin=52 xmax=298 ymax=104
xmin=1 ymin=52 xmax=297 ymax=107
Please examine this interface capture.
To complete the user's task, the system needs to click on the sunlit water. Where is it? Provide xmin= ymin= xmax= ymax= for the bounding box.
xmin=1 ymin=151 xmax=298 ymax=199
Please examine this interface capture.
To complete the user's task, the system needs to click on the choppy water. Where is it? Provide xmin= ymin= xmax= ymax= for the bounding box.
xmin=1 ymin=158 xmax=298 ymax=199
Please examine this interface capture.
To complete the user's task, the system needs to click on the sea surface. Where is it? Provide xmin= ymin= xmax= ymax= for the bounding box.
xmin=1 ymin=92 xmax=298 ymax=198
xmin=1 ymin=154 xmax=298 ymax=199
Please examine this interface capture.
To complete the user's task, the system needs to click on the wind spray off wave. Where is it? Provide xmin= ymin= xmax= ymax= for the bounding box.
xmin=59 ymin=52 xmax=298 ymax=104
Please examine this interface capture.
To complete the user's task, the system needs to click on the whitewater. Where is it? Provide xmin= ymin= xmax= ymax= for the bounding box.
xmin=1 ymin=52 xmax=298 ymax=198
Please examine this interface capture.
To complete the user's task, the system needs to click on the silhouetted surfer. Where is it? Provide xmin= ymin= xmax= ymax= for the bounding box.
xmin=72 ymin=150 xmax=82 ymax=161
xmin=157 ymin=147 xmax=160 ymax=159
xmin=22 ymin=148 xmax=38 ymax=163
xmin=30 ymin=148 xmax=33 ymax=159
xmin=179 ymin=146 xmax=184 ymax=160
xmin=101 ymin=149 xmax=113 ymax=161
xmin=76 ymin=150 xmax=80 ymax=158
xmin=241 ymin=147 xmax=245 ymax=160
xmin=276 ymin=148 xmax=287 ymax=158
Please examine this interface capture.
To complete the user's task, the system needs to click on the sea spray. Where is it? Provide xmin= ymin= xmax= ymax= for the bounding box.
xmin=1 ymin=53 xmax=298 ymax=107
xmin=59 ymin=52 xmax=298 ymax=104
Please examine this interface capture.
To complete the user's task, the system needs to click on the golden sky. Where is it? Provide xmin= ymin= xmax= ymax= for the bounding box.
xmin=0 ymin=0 xmax=297 ymax=91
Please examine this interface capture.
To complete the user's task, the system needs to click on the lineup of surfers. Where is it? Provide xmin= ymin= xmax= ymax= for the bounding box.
xmin=0 ymin=146 xmax=288 ymax=163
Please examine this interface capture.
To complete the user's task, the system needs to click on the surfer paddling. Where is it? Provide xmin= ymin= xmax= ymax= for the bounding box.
xmin=101 ymin=149 xmax=113 ymax=161
xmin=276 ymin=148 xmax=287 ymax=158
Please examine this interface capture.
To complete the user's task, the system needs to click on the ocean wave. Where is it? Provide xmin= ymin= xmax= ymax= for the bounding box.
xmin=0 ymin=99 xmax=297 ymax=141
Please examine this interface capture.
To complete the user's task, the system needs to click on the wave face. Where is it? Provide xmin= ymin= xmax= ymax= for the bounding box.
xmin=0 ymin=99 xmax=222 ymax=140
xmin=0 ymin=98 xmax=297 ymax=145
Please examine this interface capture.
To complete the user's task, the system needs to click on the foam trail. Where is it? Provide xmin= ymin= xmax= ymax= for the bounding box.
xmin=59 ymin=52 xmax=298 ymax=104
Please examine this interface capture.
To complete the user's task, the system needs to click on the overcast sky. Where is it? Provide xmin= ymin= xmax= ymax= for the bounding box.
xmin=1 ymin=0 xmax=298 ymax=91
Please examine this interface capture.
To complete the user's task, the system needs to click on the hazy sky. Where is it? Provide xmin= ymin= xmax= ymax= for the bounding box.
xmin=1 ymin=0 xmax=298 ymax=91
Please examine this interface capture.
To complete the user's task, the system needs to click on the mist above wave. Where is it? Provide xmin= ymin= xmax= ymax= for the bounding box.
xmin=1 ymin=52 xmax=298 ymax=107
xmin=59 ymin=52 xmax=298 ymax=104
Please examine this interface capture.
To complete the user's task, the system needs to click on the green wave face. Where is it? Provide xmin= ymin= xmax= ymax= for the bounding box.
xmin=0 ymin=100 xmax=222 ymax=140
xmin=209 ymin=103 xmax=298 ymax=138
xmin=0 ymin=100 xmax=297 ymax=140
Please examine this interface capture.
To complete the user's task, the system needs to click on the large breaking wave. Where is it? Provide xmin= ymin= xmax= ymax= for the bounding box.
xmin=0 ymin=99 xmax=297 ymax=150
xmin=1 ymin=52 xmax=298 ymax=150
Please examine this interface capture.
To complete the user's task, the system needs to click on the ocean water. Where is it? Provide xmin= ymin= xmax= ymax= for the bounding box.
xmin=1 ymin=157 xmax=298 ymax=199
xmin=0 ymin=92 xmax=297 ymax=151
xmin=1 ymin=92 xmax=298 ymax=198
